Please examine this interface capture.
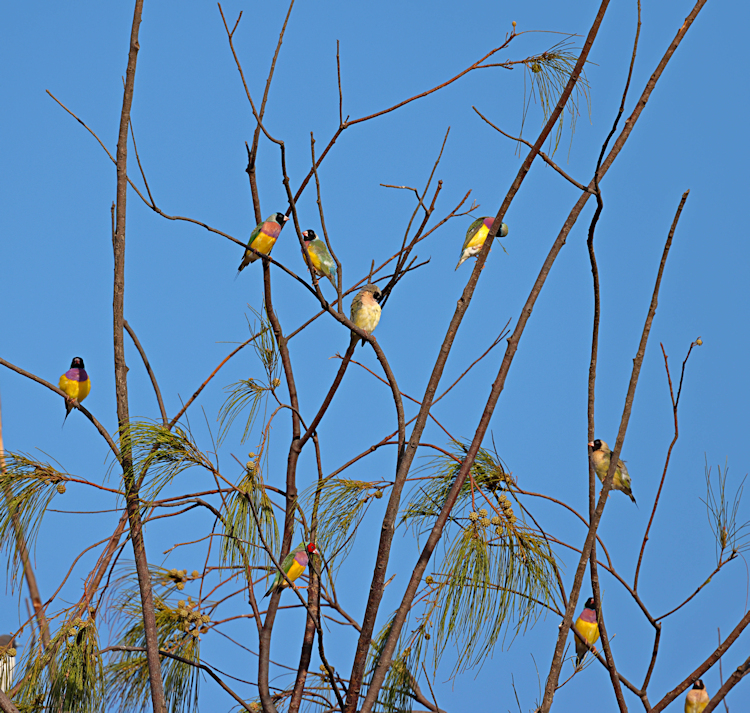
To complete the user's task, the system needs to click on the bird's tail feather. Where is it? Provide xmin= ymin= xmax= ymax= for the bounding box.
xmin=455 ymin=254 xmax=467 ymax=270
xmin=62 ymin=400 xmax=73 ymax=428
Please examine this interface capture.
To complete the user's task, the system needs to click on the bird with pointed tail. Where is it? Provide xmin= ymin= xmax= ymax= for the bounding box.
xmin=264 ymin=542 xmax=318 ymax=598
xmin=685 ymin=679 xmax=709 ymax=713
xmin=59 ymin=357 xmax=90 ymax=424
xmin=589 ymin=439 xmax=636 ymax=504
xmin=301 ymin=229 xmax=337 ymax=287
xmin=350 ymin=284 xmax=383 ymax=344
xmin=455 ymin=216 xmax=509 ymax=269
xmin=0 ymin=634 xmax=16 ymax=692
xmin=237 ymin=212 xmax=289 ymax=273
xmin=573 ymin=596 xmax=599 ymax=668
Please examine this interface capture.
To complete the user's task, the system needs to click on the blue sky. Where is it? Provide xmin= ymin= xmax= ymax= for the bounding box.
xmin=2 ymin=0 xmax=749 ymax=710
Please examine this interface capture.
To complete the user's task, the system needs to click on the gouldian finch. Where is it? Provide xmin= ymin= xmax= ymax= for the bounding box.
xmin=237 ymin=212 xmax=289 ymax=273
xmin=301 ymin=229 xmax=337 ymax=287
xmin=350 ymin=284 xmax=383 ymax=343
xmin=0 ymin=634 xmax=16 ymax=692
xmin=589 ymin=439 xmax=636 ymax=503
xmin=685 ymin=679 xmax=709 ymax=713
xmin=59 ymin=357 xmax=90 ymax=423
xmin=455 ymin=216 xmax=509 ymax=269
xmin=264 ymin=542 xmax=318 ymax=598
xmin=573 ymin=596 xmax=599 ymax=668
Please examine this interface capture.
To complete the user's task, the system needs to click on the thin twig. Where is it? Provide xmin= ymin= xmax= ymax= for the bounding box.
xmin=124 ymin=320 xmax=167 ymax=425
xmin=633 ymin=340 xmax=697 ymax=590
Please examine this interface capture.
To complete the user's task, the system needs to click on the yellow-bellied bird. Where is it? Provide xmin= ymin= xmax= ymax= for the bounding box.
xmin=59 ymin=357 xmax=90 ymax=423
xmin=589 ymin=439 xmax=636 ymax=504
xmin=573 ymin=596 xmax=599 ymax=668
xmin=302 ymin=229 xmax=337 ymax=287
xmin=0 ymin=634 xmax=16 ymax=692
xmin=264 ymin=542 xmax=318 ymax=598
xmin=350 ymin=284 xmax=383 ymax=343
xmin=685 ymin=679 xmax=709 ymax=713
xmin=237 ymin=212 xmax=289 ymax=273
xmin=456 ymin=216 xmax=509 ymax=269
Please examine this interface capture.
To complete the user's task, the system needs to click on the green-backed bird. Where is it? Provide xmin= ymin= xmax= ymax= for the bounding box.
xmin=237 ymin=212 xmax=289 ymax=273
xmin=589 ymin=439 xmax=636 ymax=504
xmin=455 ymin=216 xmax=509 ymax=269
xmin=350 ymin=284 xmax=383 ymax=344
xmin=302 ymin=229 xmax=337 ymax=287
xmin=264 ymin=542 xmax=318 ymax=598
xmin=59 ymin=357 xmax=90 ymax=424
xmin=0 ymin=634 xmax=16 ymax=692
xmin=573 ymin=596 xmax=599 ymax=668
xmin=685 ymin=680 xmax=709 ymax=713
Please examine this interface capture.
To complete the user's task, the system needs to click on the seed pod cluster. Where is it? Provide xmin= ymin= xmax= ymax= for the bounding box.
xmin=175 ymin=596 xmax=211 ymax=636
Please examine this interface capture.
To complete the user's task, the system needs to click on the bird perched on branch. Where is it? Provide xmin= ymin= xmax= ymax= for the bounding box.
xmin=0 ymin=634 xmax=16 ymax=692
xmin=301 ymin=229 xmax=337 ymax=287
xmin=685 ymin=679 xmax=709 ymax=713
xmin=588 ymin=439 xmax=636 ymax=504
xmin=264 ymin=542 xmax=318 ymax=598
xmin=455 ymin=216 xmax=509 ymax=269
xmin=59 ymin=357 xmax=90 ymax=424
xmin=573 ymin=596 xmax=599 ymax=668
xmin=350 ymin=284 xmax=383 ymax=344
xmin=237 ymin=212 xmax=289 ymax=273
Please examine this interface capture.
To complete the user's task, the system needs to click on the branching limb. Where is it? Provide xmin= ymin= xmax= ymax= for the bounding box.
xmin=633 ymin=340 xmax=699 ymax=590
xmin=112 ymin=2 xmax=167 ymax=710
xmin=473 ymin=107 xmax=593 ymax=193
xmin=703 ymin=654 xmax=750 ymax=713
xmin=357 ymin=5 xmax=610 ymax=710
xmin=651 ymin=607 xmax=750 ymax=712
xmin=543 ymin=190 xmax=690 ymax=709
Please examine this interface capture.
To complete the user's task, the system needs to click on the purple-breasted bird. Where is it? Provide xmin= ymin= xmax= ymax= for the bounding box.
xmin=573 ymin=596 xmax=600 ymax=668
xmin=237 ymin=213 xmax=289 ymax=273
xmin=455 ymin=216 xmax=509 ymax=269
xmin=59 ymin=357 xmax=90 ymax=424
xmin=264 ymin=542 xmax=318 ymax=598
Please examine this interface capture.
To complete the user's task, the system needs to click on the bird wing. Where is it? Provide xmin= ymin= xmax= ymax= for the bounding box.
xmin=462 ymin=218 xmax=486 ymax=251
xmin=246 ymin=222 xmax=263 ymax=247
xmin=310 ymin=241 xmax=335 ymax=279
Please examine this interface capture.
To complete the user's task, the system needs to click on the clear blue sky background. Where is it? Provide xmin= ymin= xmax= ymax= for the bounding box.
xmin=2 ymin=0 xmax=749 ymax=710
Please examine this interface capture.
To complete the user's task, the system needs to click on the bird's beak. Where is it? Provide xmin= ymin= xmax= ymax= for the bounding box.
xmin=283 ymin=215 xmax=290 ymax=222
xmin=587 ymin=442 xmax=594 ymax=447
xmin=302 ymin=231 xmax=308 ymax=238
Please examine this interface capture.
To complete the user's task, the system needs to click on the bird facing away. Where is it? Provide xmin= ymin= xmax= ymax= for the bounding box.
xmin=237 ymin=212 xmax=289 ymax=273
xmin=264 ymin=542 xmax=318 ymax=598
xmin=573 ymin=596 xmax=600 ymax=668
xmin=589 ymin=439 xmax=636 ymax=504
xmin=685 ymin=679 xmax=709 ymax=713
xmin=455 ymin=216 xmax=509 ymax=269
xmin=301 ymin=229 xmax=337 ymax=287
xmin=59 ymin=357 xmax=90 ymax=424
xmin=0 ymin=634 xmax=16 ymax=693
xmin=350 ymin=284 xmax=383 ymax=343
